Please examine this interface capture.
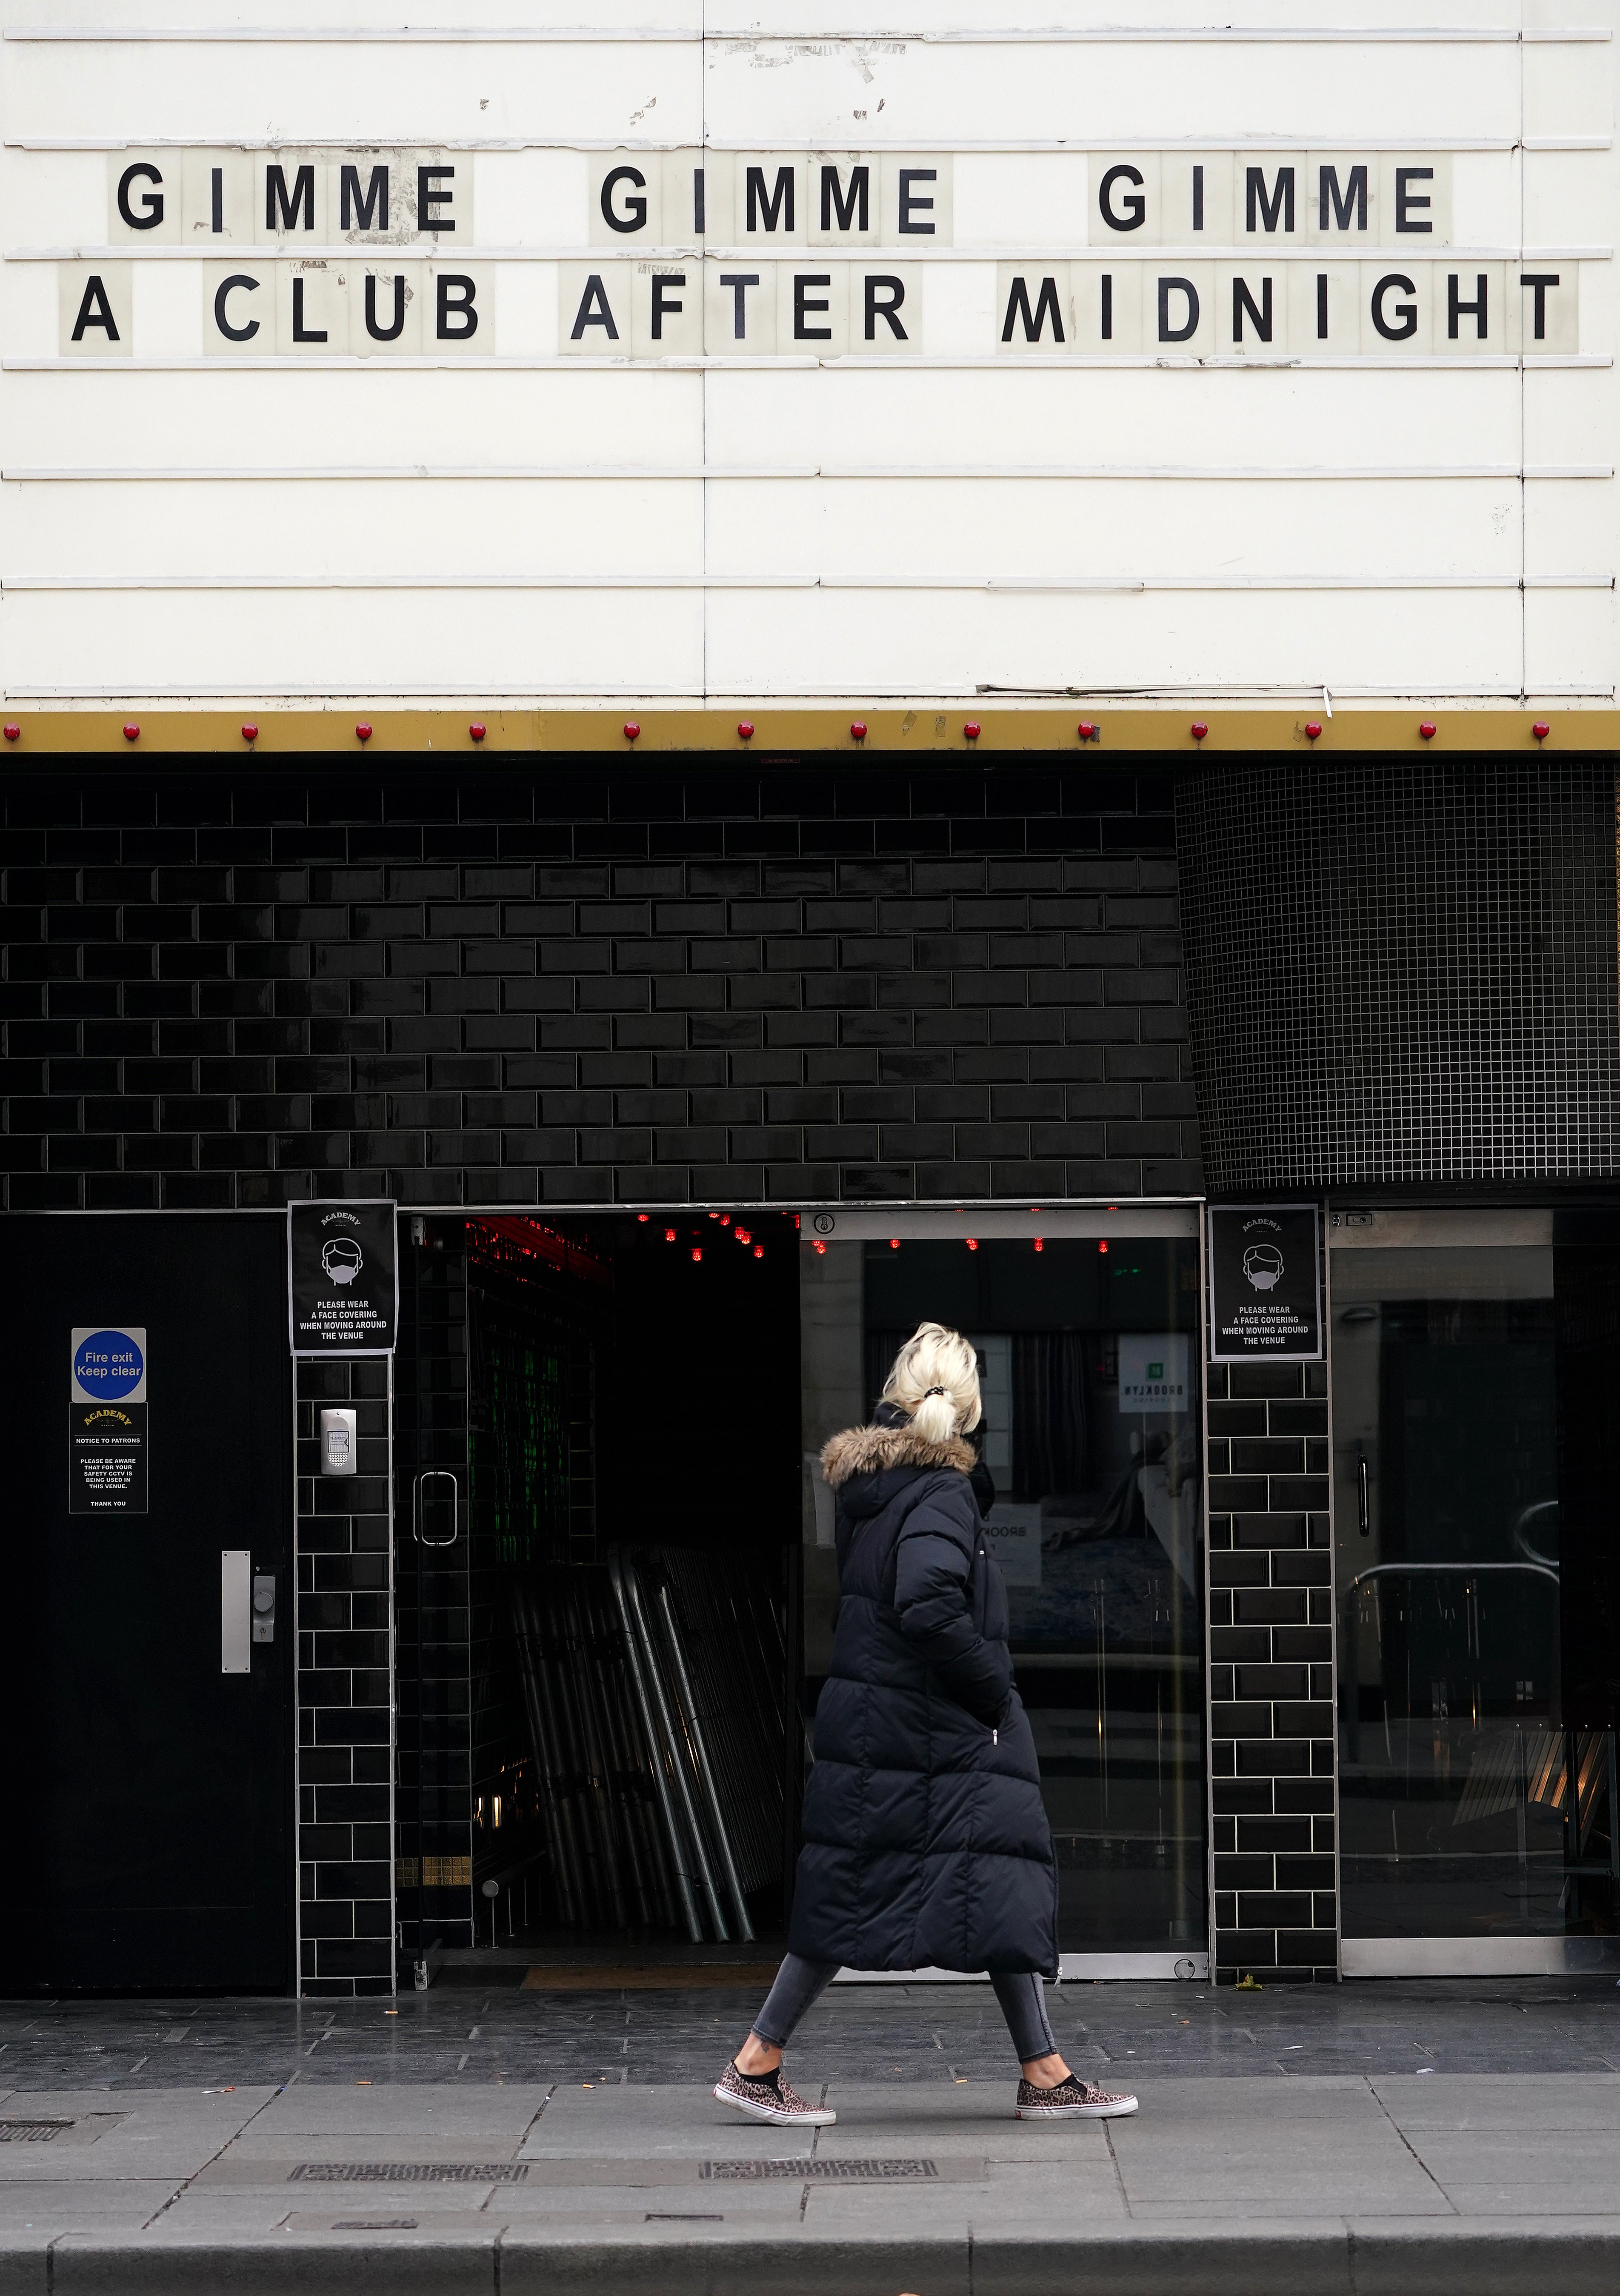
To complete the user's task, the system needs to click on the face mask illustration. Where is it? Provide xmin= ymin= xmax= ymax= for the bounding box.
xmin=1242 ymin=1243 xmax=1284 ymax=1292
xmin=322 ymin=1237 xmax=364 ymax=1286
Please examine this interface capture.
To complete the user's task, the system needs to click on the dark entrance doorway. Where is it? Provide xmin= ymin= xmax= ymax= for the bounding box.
xmin=394 ymin=1211 xmax=802 ymax=1981
xmin=0 ymin=1215 xmax=294 ymax=1994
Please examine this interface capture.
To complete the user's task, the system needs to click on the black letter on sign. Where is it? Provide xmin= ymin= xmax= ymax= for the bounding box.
xmin=341 ymin=164 xmax=389 ymax=232
xmin=898 ymin=168 xmax=936 ymax=234
xmin=1245 ymin=166 xmax=1294 ymax=234
xmin=1191 ymin=165 xmax=1204 ymax=232
xmin=794 ymin=273 xmax=832 ymax=341
xmin=821 ymin=164 xmax=869 ymax=234
xmin=70 ymin=275 xmax=120 ymax=342
xmin=1158 ymin=276 xmax=1199 ymax=342
xmin=1316 ymin=272 xmax=1329 ymax=340
xmin=864 ymin=274 xmax=906 ymax=341
xmin=436 ymin=275 xmax=477 ymax=340
xmin=1232 ymin=276 xmax=1272 ymax=343
xmin=1370 ymin=273 xmax=1417 ymax=340
xmin=266 ymin=164 xmax=314 ymax=232
xmin=1520 ymin=272 xmax=1560 ymax=342
xmin=211 ymin=167 xmax=223 ymax=234
xmin=569 ymin=275 xmax=619 ymax=341
xmin=651 ymin=272 xmax=685 ymax=340
xmin=1100 ymin=274 xmax=1113 ymax=340
xmin=365 ymin=273 xmax=407 ymax=341
xmin=693 ymin=167 xmax=705 ymax=234
xmin=746 ymin=165 xmax=794 ymax=234
xmin=1001 ymin=276 xmax=1064 ymax=343
xmin=214 ymin=274 xmax=260 ymax=342
xmin=600 ymin=166 xmax=647 ymax=234
xmin=1319 ymin=164 xmax=1368 ymax=232
xmin=418 ymin=165 xmax=455 ymax=232
xmin=719 ymin=272 xmax=759 ymax=340
xmin=1448 ymin=272 xmax=1487 ymax=341
xmin=291 ymin=276 xmax=327 ymax=343
xmin=117 ymin=163 xmax=164 ymax=231
xmin=1395 ymin=168 xmax=1433 ymax=233
xmin=1097 ymin=164 xmax=1146 ymax=232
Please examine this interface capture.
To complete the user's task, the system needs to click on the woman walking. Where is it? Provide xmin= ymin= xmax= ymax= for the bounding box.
xmin=715 ymin=1323 xmax=1137 ymax=2125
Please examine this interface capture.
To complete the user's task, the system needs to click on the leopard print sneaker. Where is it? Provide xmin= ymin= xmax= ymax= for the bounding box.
xmin=712 ymin=2059 xmax=837 ymax=2126
xmin=1016 ymin=2074 xmax=1138 ymax=2119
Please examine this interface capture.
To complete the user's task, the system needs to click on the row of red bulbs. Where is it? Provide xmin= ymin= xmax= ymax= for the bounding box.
xmin=0 ymin=716 xmax=1559 ymax=748
xmin=810 ymin=1235 xmax=1099 ymax=1256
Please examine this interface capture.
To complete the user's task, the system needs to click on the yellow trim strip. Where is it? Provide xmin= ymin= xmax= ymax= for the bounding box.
xmin=0 ymin=706 xmax=1611 ymax=755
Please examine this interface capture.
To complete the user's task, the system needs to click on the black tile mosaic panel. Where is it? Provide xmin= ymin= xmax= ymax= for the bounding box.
xmin=1176 ymin=761 xmax=1620 ymax=1193
xmin=295 ymin=1355 xmax=395 ymax=1998
xmin=1206 ymin=1355 xmax=1338 ymax=1984
xmin=0 ymin=760 xmax=1195 ymax=1209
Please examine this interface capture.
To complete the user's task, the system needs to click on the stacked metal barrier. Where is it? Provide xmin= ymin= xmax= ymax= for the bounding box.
xmin=511 ymin=1550 xmax=786 ymax=1942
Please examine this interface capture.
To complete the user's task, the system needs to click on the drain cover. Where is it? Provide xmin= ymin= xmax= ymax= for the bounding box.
xmin=290 ymin=2164 xmax=529 ymax=2184
xmin=701 ymin=2159 xmax=937 ymax=2181
xmin=0 ymin=2122 xmax=72 ymax=2143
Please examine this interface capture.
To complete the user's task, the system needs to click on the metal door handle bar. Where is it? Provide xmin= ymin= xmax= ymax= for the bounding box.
xmin=1347 ymin=1559 xmax=1559 ymax=1592
xmin=1357 ymin=1453 xmax=1370 ymax=1536
xmin=413 ymin=1468 xmax=458 ymax=1547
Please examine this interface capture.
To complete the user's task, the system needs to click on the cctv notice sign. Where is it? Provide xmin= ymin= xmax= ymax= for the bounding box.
xmin=70 ymin=1326 xmax=148 ymax=1515
xmin=1208 ymin=1205 xmax=1323 ymax=1363
xmin=288 ymin=1200 xmax=398 ymax=1355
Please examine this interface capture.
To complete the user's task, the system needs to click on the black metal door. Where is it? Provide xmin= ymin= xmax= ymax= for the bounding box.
xmin=0 ymin=1214 xmax=293 ymax=1993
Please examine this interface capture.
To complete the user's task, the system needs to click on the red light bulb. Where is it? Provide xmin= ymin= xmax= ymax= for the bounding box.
xmin=1419 ymin=721 xmax=1437 ymax=741
xmin=1532 ymin=721 xmax=1551 ymax=742
xmin=1303 ymin=721 xmax=1322 ymax=741
xmin=814 ymin=1240 xmax=826 ymax=1255
xmin=691 ymin=1247 xmax=702 ymax=1261
xmin=737 ymin=720 xmax=754 ymax=741
xmin=1098 ymin=1240 xmax=1109 ymax=1254
xmin=623 ymin=720 xmax=640 ymax=742
xmin=754 ymin=1244 xmax=763 ymax=1258
xmin=2 ymin=723 xmax=18 ymax=743
xmin=637 ymin=1212 xmax=649 ymax=1222
xmin=123 ymin=722 xmax=140 ymax=742
xmin=966 ymin=1237 xmax=978 ymax=1251
xmin=1034 ymin=1238 xmax=1044 ymax=1252
xmin=240 ymin=722 xmax=258 ymax=743
xmin=664 ymin=1228 xmax=676 ymax=1242
xmin=890 ymin=1238 xmax=900 ymax=1249
xmin=1077 ymin=720 xmax=1094 ymax=741
xmin=1190 ymin=721 xmax=1208 ymax=742
xmin=963 ymin=720 xmax=981 ymax=741
xmin=850 ymin=720 xmax=867 ymax=741
xmin=469 ymin=721 xmax=486 ymax=742
xmin=355 ymin=721 xmax=372 ymax=743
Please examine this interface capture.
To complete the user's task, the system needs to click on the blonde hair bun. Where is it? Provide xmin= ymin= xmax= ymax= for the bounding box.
xmin=881 ymin=1322 xmax=983 ymax=1447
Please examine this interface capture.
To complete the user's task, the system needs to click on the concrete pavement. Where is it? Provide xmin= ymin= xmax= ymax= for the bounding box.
xmin=3 ymin=2066 xmax=1620 ymax=2293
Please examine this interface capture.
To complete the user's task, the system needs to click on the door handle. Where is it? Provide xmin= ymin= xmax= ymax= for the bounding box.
xmin=1357 ymin=1452 xmax=1371 ymax=1538
xmin=221 ymin=1550 xmax=251 ymax=1673
xmin=414 ymin=1469 xmax=458 ymax=1547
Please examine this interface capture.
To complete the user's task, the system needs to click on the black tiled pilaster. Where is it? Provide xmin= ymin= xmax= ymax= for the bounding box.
xmin=1206 ymin=1357 xmax=1338 ymax=1983
xmin=295 ymin=1355 xmax=395 ymax=1996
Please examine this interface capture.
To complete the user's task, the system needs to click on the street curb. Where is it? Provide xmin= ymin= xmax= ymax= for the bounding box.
xmin=2 ymin=2221 xmax=1620 ymax=2296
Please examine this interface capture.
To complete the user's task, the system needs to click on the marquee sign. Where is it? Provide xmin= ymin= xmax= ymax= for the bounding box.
xmin=57 ymin=144 xmax=1578 ymax=361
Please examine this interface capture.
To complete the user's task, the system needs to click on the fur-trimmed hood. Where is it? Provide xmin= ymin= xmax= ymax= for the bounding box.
xmin=820 ymin=1422 xmax=977 ymax=1488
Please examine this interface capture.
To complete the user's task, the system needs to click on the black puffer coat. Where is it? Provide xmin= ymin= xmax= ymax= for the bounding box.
xmin=788 ymin=1411 xmax=1059 ymax=1976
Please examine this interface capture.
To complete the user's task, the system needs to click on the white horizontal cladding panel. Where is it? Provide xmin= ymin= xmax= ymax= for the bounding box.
xmin=1526 ymin=149 xmax=1620 ymax=250
xmin=1 ymin=476 xmax=707 ymax=581
xmin=700 ymin=474 xmax=1524 ymax=583
xmin=700 ymin=364 xmax=1533 ymax=469
xmin=1526 ymin=583 xmax=1617 ymax=692
xmin=1524 ymin=33 xmax=1616 ymax=143
xmin=1523 ymin=361 xmax=1620 ymax=468
xmin=702 ymin=37 xmax=1521 ymax=147
xmin=702 ymin=583 xmax=1526 ymax=695
xmin=1524 ymin=475 xmax=1618 ymax=578
xmin=0 ymin=584 xmax=705 ymax=696
xmin=1 ymin=41 xmax=704 ymax=146
xmin=0 ymin=366 xmax=707 ymax=468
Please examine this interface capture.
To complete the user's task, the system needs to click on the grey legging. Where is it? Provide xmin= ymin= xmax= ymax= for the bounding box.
xmin=750 ymin=1951 xmax=1057 ymax=2064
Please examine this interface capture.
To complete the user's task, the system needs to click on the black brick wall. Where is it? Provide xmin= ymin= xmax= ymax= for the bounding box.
xmin=0 ymin=759 xmax=1197 ymax=1209
xmin=1206 ymin=1355 xmax=1339 ymax=1983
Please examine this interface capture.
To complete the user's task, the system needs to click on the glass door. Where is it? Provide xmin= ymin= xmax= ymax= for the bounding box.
xmin=1331 ymin=1209 xmax=1620 ymax=1973
xmin=799 ymin=1206 xmax=1207 ymax=1979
